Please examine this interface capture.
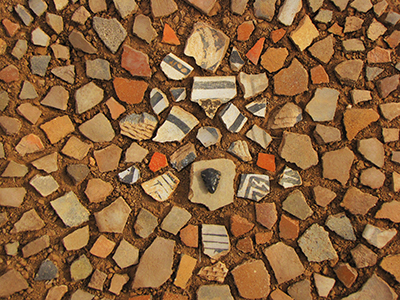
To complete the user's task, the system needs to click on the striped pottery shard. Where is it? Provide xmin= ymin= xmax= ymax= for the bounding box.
xmin=170 ymin=87 xmax=186 ymax=102
xmin=153 ymin=106 xmax=199 ymax=143
xmin=150 ymin=88 xmax=169 ymax=115
xmin=170 ymin=142 xmax=197 ymax=172
xmin=278 ymin=166 xmax=302 ymax=188
xmin=228 ymin=140 xmax=252 ymax=162
xmin=191 ymin=76 xmax=237 ymax=119
xmin=161 ymin=53 xmax=194 ymax=80
xmin=189 ymin=159 xmax=236 ymax=210
xmin=219 ymin=103 xmax=248 ymax=133
xmin=246 ymin=98 xmax=267 ymax=117
xmin=202 ymin=224 xmax=230 ymax=260
xmin=141 ymin=171 xmax=180 ymax=202
xmin=184 ymin=22 xmax=229 ymax=73
xmin=237 ymin=174 xmax=270 ymax=201
xmin=197 ymin=126 xmax=222 ymax=147
xmin=119 ymin=112 xmax=158 ymax=140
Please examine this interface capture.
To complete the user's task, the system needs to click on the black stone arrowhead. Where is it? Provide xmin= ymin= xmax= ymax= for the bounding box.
xmin=201 ymin=168 xmax=221 ymax=194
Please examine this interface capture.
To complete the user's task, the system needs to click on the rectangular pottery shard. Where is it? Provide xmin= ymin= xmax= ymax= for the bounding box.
xmin=141 ymin=171 xmax=180 ymax=202
xmin=191 ymin=76 xmax=237 ymax=119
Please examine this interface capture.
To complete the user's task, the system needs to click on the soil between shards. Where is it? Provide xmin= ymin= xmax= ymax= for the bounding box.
xmin=0 ymin=0 xmax=400 ymax=299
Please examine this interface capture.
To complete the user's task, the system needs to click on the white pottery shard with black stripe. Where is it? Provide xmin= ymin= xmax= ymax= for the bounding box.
xmin=191 ymin=76 xmax=237 ymax=119
xmin=153 ymin=106 xmax=199 ymax=143
xmin=161 ymin=53 xmax=194 ymax=80
xmin=219 ymin=103 xmax=248 ymax=133
xmin=237 ymin=174 xmax=270 ymax=201
xmin=202 ymin=224 xmax=230 ymax=260
xmin=141 ymin=171 xmax=180 ymax=202
xmin=150 ymin=88 xmax=169 ymax=115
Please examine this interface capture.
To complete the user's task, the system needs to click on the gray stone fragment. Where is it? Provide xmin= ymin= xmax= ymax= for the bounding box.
xmin=51 ymin=192 xmax=90 ymax=227
xmin=51 ymin=65 xmax=75 ymax=84
xmin=12 ymin=40 xmax=28 ymax=60
xmin=15 ymin=4 xmax=33 ymax=26
xmin=298 ymin=224 xmax=338 ymax=262
xmin=161 ymin=206 xmax=192 ymax=235
xmin=197 ymin=285 xmax=234 ymax=300
xmin=93 ymin=17 xmax=127 ymax=54
xmin=282 ymin=190 xmax=313 ymax=220
xmin=86 ymin=59 xmax=111 ymax=80
xmin=366 ymin=66 xmax=383 ymax=81
xmin=35 ymin=260 xmax=58 ymax=281
xmin=30 ymin=55 xmax=51 ymax=76
xmin=70 ymin=255 xmax=93 ymax=281
xmin=113 ymin=239 xmax=139 ymax=268
xmin=326 ymin=213 xmax=356 ymax=240
xmin=132 ymin=237 xmax=175 ymax=288
xmin=134 ymin=208 xmax=158 ymax=238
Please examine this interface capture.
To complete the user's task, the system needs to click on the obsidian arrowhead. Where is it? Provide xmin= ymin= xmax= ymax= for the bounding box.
xmin=201 ymin=168 xmax=221 ymax=194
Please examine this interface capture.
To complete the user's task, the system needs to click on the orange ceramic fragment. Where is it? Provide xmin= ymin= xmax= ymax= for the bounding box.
xmin=256 ymin=153 xmax=275 ymax=172
xmin=113 ymin=77 xmax=148 ymax=104
xmin=246 ymin=37 xmax=265 ymax=65
xmin=149 ymin=152 xmax=168 ymax=172
xmin=270 ymin=28 xmax=286 ymax=43
xmin=237 ymin=21 xmax=255 ymax=41
xmin=162 ymin=23 xmax=180 ymax=45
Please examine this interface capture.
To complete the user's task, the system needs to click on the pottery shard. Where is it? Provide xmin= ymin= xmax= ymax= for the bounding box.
xmin=0 ymin=269 xmax=29 ymax=298
xmin=290 ymin=15 xmax=319 ymax=51
xmin=261 ymin=47 xmax=288 ymax=73
xmin=0 ymin=187 xmax=26 ymax=207
xmin=120 ymin=112 xmax=158 ymax=141
xmin=189 ymin=159 xmax=235 ymax=211
xmin=335 ymin=59 xmax=363 ymax=82
xmin=95 ymin=197 xmax=131 ymax=233
xmin=343 ymin=108 xmax=380 ymax=140
xmin=341 ymin=187 xmax=378 ymax=215
xmin=308 ymin=35 xmax=335 ymax=64
xmin=231 ymin=260 xmax=270 ymax=299
xmin=380 ymin=103 xmax=400 ymax=121
xmin=264 ymin=242 xmax=304 ymax=284
xmin=132 ymin=237 xmax=175 ymax=288
xmin=381 ymin=254 xmax=400 ymax=283
xmin=151 ymin=0 xmax=177 ymax=17
xmin=113 ymin=77 xmax=148 ymax=104
xmin=378 ymin=75 xmax=399 ymax=98
xmin=79 ymin=113 xmax=115 ymax=143
xmin=184 ymin=22 xmax=229 ymax=73
xmin=279 ymin=132 xmax=318 ymax=170
xmin=375 ymin=201 xmax=400 ymax=223
xmin=238 ymin=72 xmax=268 ymax=99
xmin=270 ymin=102 xmax=303 ymax=129
xmin=198 ymin=261 xmax=228 ymax=283
xmin=322 ymin=147 xmax=354 ymax=185
xmin=342 ymin=274 xmax=397 ymax=300
xmin=274 ymin=58 xmax=308 ymax=96
xmin=121 ymin=45 xmax=151 ymax=77
xmin=254 ymin=0 xmax=276 ymax=21
xmin=40 ymin=116 xmax=75 ymax=144
xmin=12 ymin=209 xmax=45 ymax=233
xmin=85 ymin=178 xmax=113 ymax=203
xmin=358 ymin=138 xmax=384 ymax=168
